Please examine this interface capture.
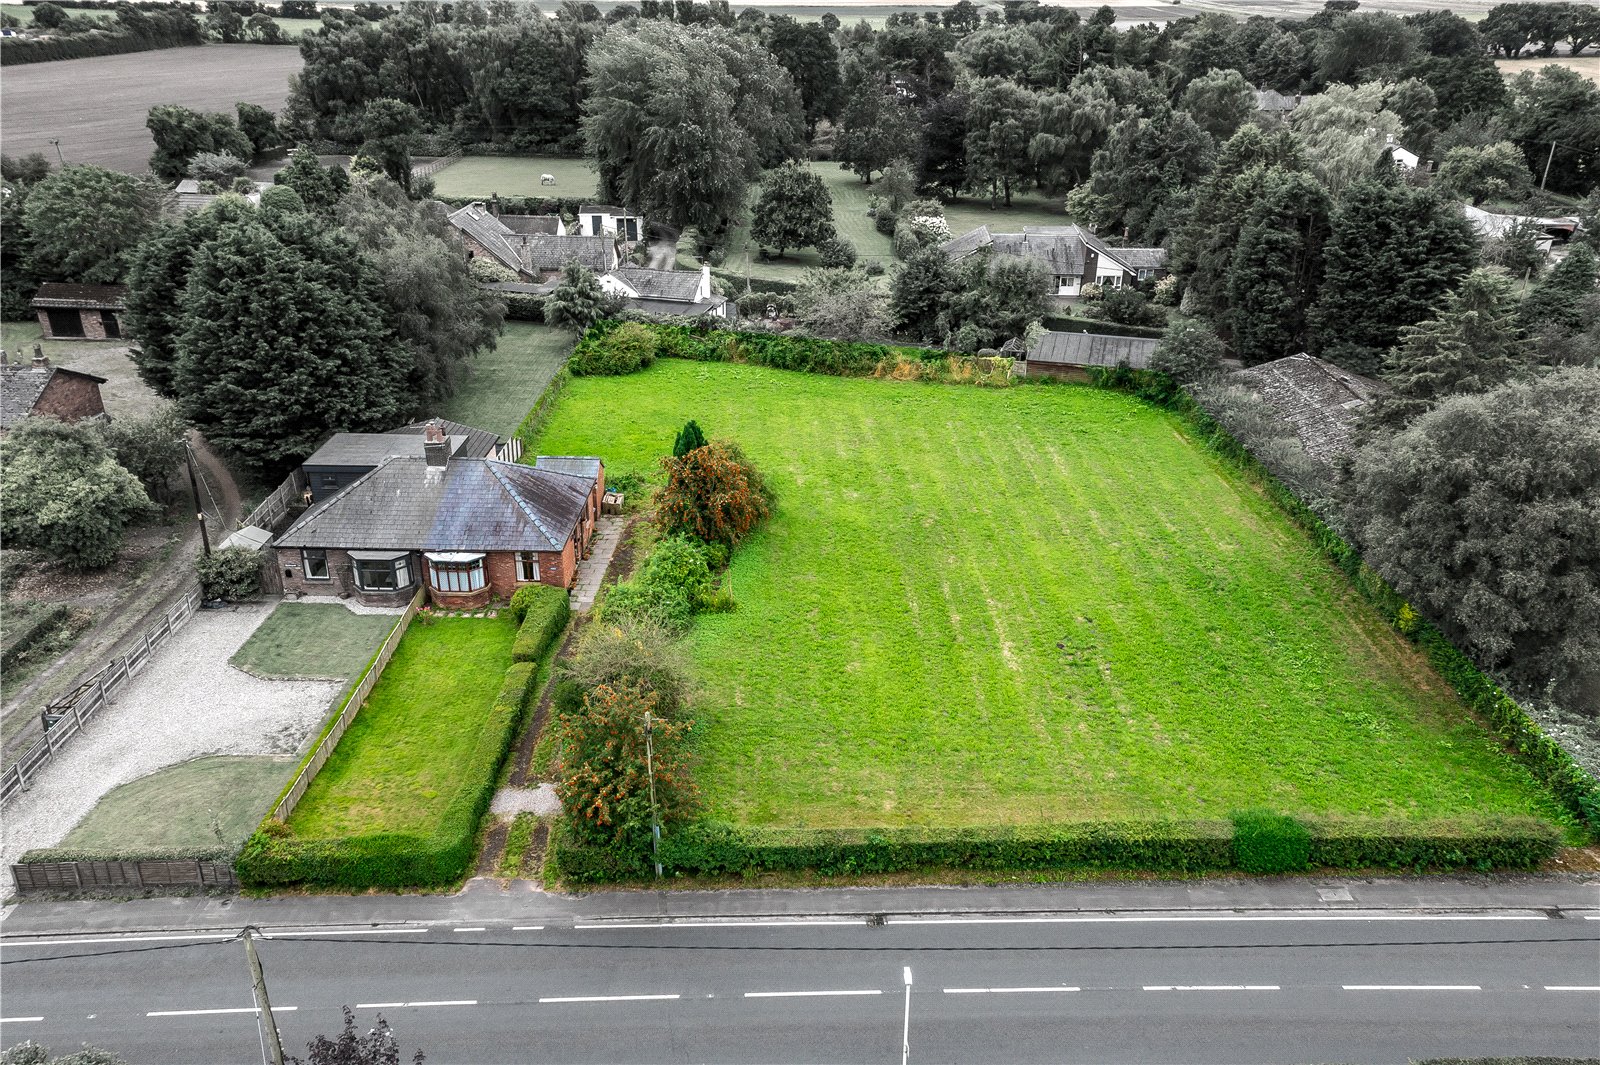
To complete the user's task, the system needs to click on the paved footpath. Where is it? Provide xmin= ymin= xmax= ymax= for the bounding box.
xmin=570 ymin=515 xmax=624 ymax=613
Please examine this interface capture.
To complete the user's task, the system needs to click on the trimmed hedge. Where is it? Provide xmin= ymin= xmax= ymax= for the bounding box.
xmin=550 ymin=814 xmax=1561 ymax=884
xmin=1 ymin=30 xmax=199 ymax=65
xmin=236 ymin=661 xmax=539 ymax=889
xmin=20 ymin=843 xmax=235 ymax=864
xmin=511 ymin=585 xmax=570 ymax=662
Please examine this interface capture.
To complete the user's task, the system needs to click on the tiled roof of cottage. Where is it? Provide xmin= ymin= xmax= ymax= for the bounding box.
xmin=447 ymin=202 xmax=524 ymax=273
xmin=499 ymin=213 xmax=563 ymax=236
xmin=609 ymin=267 xmax=701 ymax=301
xmin=941 ymin=225 xmax=1166 ymax=275
xmin=1254 ymin=89 xmax=1301 ymax=112
xmin=303 ymin=432 xmax=465 ymax=468
xmin=535 ymin=456 xmax=603 ymax=480
xmin=388 ymin=417 xmax=501 ymax=462
xmin=626 ymin=295 xmax=729 ymax=317
xmin=524 ymin=234 xmax=615 ymax=272
xmin=0 ymin=364 xmax=109 ymax=429
xmin=274 ymin=456 xmax=598 ymax=552
xmin=1233 ymin=353 xmax=1387 ymax=465
xmin=1027 ymin=330 xmax=1159 ymax=370
xmin=29 ymin=283 xmax=128 ymax=309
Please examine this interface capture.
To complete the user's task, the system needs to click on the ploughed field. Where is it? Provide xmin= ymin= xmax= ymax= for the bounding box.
xmin=533 ymin=360 xmax=1563 ymax=830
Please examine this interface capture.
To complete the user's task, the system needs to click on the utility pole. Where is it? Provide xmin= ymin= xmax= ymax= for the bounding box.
xmin=901 ymin=966 xmax=913 ymax=1065
xmin=185 ymin=441 xmax=211 ymax=556
xmin=242 ymin=927 xmax=286 ymax=1065
xmin=48 ymin=139 xmax=63 ymax=166
xmin=644 ymin=711 xmax=662 ymax=879
xmin=1541 ymin=140 xmax=1557 ymax=191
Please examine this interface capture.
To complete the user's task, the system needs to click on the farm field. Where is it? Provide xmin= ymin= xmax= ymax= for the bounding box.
xmin=0 ymin=43 xmax=301 ymax=173
xmin=532 ymin=360 xmax=1566 ymax=830
xmin=439 ymin=323 xmax=573 ymax=438
xmin=430 ymin=156 xmax=599 ymax=201
xmin=1496 ymin=56 xmax=1600 ymax=86
xmin=287 ymin=615 xmax=516 ymax=838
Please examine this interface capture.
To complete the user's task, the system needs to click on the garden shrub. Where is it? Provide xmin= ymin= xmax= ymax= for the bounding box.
xmin=1231 ymin=809 xmax=1312 ymax=874
xmin=818 ymin=236 xmax=858 ymax=269
xmin=873 ymin=206 xmax=897 ymax=236
xmin=501 ymin=290 xmax=545 ymax=322
xmin=1302 ymin=816 xmax=1559 ymax=871
xmin=567 ymin=320 xmax=658 ymax=376
xmin=236 ymin=660 xmax=539 ymax=889
xmin=735 ymin=291 xmax=795 ymax=318
xmin=196 ymin=547 xmax=262 ymax=601
xmin=510 ymin=584 xmax=570 ymax=662
xmin=656 ymin=440 xmax=773 ymax=548
xmin=559 ymin=615 xmax=690 ymax=718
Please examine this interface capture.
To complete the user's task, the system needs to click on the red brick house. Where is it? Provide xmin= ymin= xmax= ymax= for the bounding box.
xmin=0 ymin=350 xmax=108 ymax=431
xmin=30 ymin=283 xmax=128 ymax=340
xmin=273 ymin=420 xmax=604 ymax=609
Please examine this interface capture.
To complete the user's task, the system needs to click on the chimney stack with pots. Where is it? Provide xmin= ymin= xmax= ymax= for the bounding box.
xmin=423 ymin=419 xmax=449 ymax=468
xmin=32 ymin=344 xmax=48 ymax=368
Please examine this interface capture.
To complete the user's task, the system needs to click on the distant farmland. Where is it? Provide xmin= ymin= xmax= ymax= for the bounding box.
xmin=1 ymin=44 xmax=302 ymax=173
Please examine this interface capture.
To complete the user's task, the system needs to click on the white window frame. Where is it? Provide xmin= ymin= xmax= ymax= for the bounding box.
xmin=351 ymin=552 xmax=412 ymax=592
xmin=516 ymin=552 xmax=541 ymax=583
xmin=302 ymin=549 xmax=330 ymax=581
xmin=426 ymin=552 xmax=486 ymax=593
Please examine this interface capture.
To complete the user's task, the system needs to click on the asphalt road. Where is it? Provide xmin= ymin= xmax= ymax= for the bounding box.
xmin=4 ymin=910 xmax=1598 ymax=1064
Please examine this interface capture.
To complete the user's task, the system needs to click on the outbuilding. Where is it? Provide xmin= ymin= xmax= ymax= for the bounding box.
xmin=30 ymin=282 xmax=128 ymax=340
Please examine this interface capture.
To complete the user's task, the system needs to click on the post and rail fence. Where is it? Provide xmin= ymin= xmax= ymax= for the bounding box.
xmin=411 ymin=149 xmax=463 ymax=182
xmin=1 ymin=584 xmax=203 ymax=806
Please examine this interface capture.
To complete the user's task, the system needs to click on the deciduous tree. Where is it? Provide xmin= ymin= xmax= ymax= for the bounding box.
xmin=749 ymin=162 xmax=835 ymax=258
xmin=146 ymin=104 xmax=252 ymax=183
xmin=21 ymin=165 xmax=160 ymax=284
xmin=0 ymin=417 xmax=153 ymax=571
xmin=793 ymin=266 xmax=891 ymax=340
xmin=1178 ymin=67 xmax=1254 ymax=141
xmin=1435 ymin=142 xmax=1532 ymax=206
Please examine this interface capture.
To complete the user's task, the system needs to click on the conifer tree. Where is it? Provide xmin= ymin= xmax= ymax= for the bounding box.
xmin=1519 ymin=243 xmax=1598 ymax=334
xmin=545 ymin=262 xmax=607 ymax=333
xmin=889 ymin=247 xmax=956 ymax=342
xmin=673 ymin=420 xmax=708 ymax=457
xmin=1224 ymin=169 xmax=1331 ymax=365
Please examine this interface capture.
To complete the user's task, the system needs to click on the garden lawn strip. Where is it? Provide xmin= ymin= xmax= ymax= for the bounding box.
xmin=229 ymin=602 xmax=396 ymax=681
xmin=286 ymin=615 xmax=517 ymax=838
xmin=438 ymin=323 xmax=573 ymax=439
xmin=531 ymin=360 xmax=1568 ymax=832
xmin=430 ymin=156 xmax=599 ymax=200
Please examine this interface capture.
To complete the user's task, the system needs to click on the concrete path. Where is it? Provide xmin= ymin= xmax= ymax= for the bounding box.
xmin=571 ymin=516 xmax=625 ymax=613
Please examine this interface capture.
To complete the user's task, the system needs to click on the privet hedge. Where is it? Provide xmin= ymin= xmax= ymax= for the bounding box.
xmin=549 ymin=815 xmax=1560 ymax=885
xmin=511 ymin=585 xmax=570 ymax=663
xmin=236 ymin=661 xmax=539 ymax=890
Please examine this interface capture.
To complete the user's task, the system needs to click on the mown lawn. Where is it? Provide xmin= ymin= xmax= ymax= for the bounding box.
xmin=532 ymin=360 xmax=1565 ymax=830
xmin=288 ymin=615 xmax=516 ymax=837
xmin=230 ymin=602 xmax=396 ymax=682
xmin=438 ymin=322 xmax=573 ymax=438
xmin=430 ymin=155 xmax=599 ymax=201
xmin=61 ymin=755 xmax=291 ymax=851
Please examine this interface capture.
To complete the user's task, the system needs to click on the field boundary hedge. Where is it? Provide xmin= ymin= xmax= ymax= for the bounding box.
xmin=511 ymin=585 xmax=570 ymax=663
xmin=1153 ymin=390 xmax=1600 ymax=833
xmin=549 ymin=815 xmax=1560 ymax=884
xmin=236 ymin=660 xmax=540 ymax=890
xmin=512 ymin=366 xmax=571 ymax=452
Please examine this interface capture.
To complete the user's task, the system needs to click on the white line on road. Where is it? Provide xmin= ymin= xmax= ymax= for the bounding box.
xmin=4 ymin=932 xmax=238 ymax=947
xmin=943 ymin=987 xmax=1081 ymax=994
xmin=0 ymin=1018 xmax=44 ymax=1024
xmin=146 ymin=1007 xmax=299 ymax=1017
xmin=453 ymin=927 xmax=486 ymax=933
xmin=354 ymin=1003 xmax=405 ymax=1009
xmin=1545 ymin=986 xmax=1600 ymax=992
xmin=512 ymin=926 xmax=546 ymax=931
xmin=1343 ymin=985 xmax=1481 ymax=991
xmin=574 ymin=920 xmax=861 ymax=930
xmin=744 ymin=989 xmax=885 ymax=998
xmin=1143 ymin=985 xmax=1281 ymax=992
xmin=894 ymin=912 xmax=1548 ymax=925
xmin=538 ymin=994 xmax=681 ymax=1003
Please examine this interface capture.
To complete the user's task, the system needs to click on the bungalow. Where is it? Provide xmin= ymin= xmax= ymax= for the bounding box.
xmin=30 ymin=282 xmax=127 ymax=340
xmin=299 ymin=416 xmax=514 ymax=503
xmin=940 ymin=225 xmax=1168 ymax=297
xmin=1233 ymin=353 xmax=1386 ymax=465
xmin=0 ymin=349 xmax=108 ymax=430
xmin=1461 ymin=203 xmax=1580 ymax=254
xmin=574 ymin=204 xmax=645 ymax=244
xmin=446 ymin=202 xmax=615 ymax=281
xmin=172 ymin=177 xmax=266 ymax=215
xmin=274 ymin=419 xmax=604 ymax=608
xmin=597 ymin=265 xmax=732 ymax=318
xmin=1254 ymin=89 xmax=1301 ymax=115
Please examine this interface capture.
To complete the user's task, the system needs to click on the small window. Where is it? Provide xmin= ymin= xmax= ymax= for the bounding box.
xmin=302 ymin=549 xmax=329 ymax=581
xmin=516 ymin=552 xmax=541 ymax=583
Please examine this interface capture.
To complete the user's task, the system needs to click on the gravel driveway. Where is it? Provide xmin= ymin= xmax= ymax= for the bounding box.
xmin=2 ymin=601 xmax=340 ymax=872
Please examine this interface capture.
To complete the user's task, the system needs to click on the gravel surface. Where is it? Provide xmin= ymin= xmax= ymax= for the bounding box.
xmin=289 ymin=594 xmax=408 ymax=616
xmin=2 ymin=602 xmax=340 ymax=871
xmin=491 ymin=784 xmax=561 ymax=818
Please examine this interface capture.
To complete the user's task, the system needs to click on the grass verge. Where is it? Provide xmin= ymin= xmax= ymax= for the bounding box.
xmin=229 ymin=602 xmax=396 ymax=681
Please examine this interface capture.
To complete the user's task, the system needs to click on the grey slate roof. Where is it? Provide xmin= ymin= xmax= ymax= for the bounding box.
xmin=30 ymin=283 xmax=128 ymax=309
xmin=609 ymin=267 xmax=701 ymax=301
xmin=1233 ymin=353 xmax=1387 ymax=465
xmin=499 ymin=214 xmax=563 ymax=236
xmin=536 ymin=456 xmax=603 ymax=480
xmin=484 ymin=281 xmax=560 ymax=296
xmin=580 ymin=204 xmax=629 ymax=215
xmin=1027 ymin=330 xmax=1159 ymax=370
xmin=447 ymin=202 xmax=525 ymax=273
xmin=1254 ymin=89 xmax=1301 ymax=112
xmin=626 ymin=295 xmax=729 ymax=317
xmin=940 ymin=225 xmax=1166 ymax=276
xmin=303 ymin=433 xmax=463 ymax=468
xmin=275 ymin=456 xmax=598 ymax=552
xmin=388 ymin=417 xmax=500 ymax=462
xmin=0 ymin=365 xmax=108 ymax=429
xmin=525 ymin=234 xmax=615 ymax=272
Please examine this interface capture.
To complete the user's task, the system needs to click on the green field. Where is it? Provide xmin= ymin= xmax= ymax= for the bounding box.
xmin=532 ymin=360 xmax=1565 ymax=830
xmin=439 ymin=323 xmax=574 ymax=438
xmin=230 ymin=602 xmax=397 ymax=682
xmin=430 ymin=156 xmax=599 ymax=201
xmin=61 ymin=755 xmax=293 ymax=851
xmin=288 ymin=615 xmax=516 ymax=837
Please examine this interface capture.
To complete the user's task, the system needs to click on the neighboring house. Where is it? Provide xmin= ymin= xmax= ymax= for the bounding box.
xmin=941 ymin=225 xmax=1168 ymax=297
xmin=574 ymin=204 xmax=644 ymax=243
xmin=0 ymin=350 xmax=108 ymax=430
xmin=300 ymin=416 xmax=514 ymax=503
xmin=597 ymin=265 xmax=732 ymax=318
xmin=171 ymin=177 xmax=265 ymax=215
xmin=1254 ymin=89 xmax=1301 ymax=115
xmin=30 ymin=282 xmax=127 ymax=340
xmin=1233 ymin=353 xmax=1386 ymax=465
xmin=1461 ymin=203 xmax=1579 ymax=253
xmin=1007 ymin=329 xmax=1159 ymax=378
xmin=274 ymin=419 xmax=604 ymax=608
xmin=1383 ymin=136 xmax=1421 ymax=171
xmin=447 ymin=202 xmax=615 ymax=281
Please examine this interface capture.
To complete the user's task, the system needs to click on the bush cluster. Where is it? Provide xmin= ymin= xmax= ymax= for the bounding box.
xmin=549 ymin=815 xmax=1561 ymax=884
xmin=601 ymin=535 xmax=725 ymax=631
xmin=567 ymin=320 xmax=659 ymax=376
xmin=434 ymin=194 xmax=584 ymax=218
xmin=656 ymin=442 xmax=772 ymax=550
xmin=1232 ymin=809 xmax=1312 ymax=874
xmin=500 ymin=290 xmax=545 ymax=322
xmin=195 ymin=546 xmax=262 ymax=602
xmin=236 ymin=660 xmax=539 ymax=889
xmin=510 ymin=584 xmax=570 ymax=663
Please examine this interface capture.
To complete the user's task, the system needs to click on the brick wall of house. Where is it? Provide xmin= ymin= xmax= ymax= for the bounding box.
xmin=80 ymin=310 xmax=109 ymax=340
xmin=35 ymin=308 xmax=120 ymax=340
xmin=277 ymin=547 xmax=416 ymax=608
xmin=34 ymin=373 xmax=106 ymax=422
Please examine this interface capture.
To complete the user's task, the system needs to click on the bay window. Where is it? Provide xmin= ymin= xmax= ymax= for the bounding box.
xmin=349 ymin=550 xmax=413 ymax=592
xmin=426 ymin=552 xmax=487 ymax=593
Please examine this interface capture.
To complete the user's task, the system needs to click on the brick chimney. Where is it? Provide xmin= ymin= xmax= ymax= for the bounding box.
xmin=423 ymin=419 xmax=449 ymax=468
xmin=31 ymin=344 xmax=48 ymax=368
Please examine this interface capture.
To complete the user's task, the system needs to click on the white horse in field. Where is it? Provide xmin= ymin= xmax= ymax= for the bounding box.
xmin=540 ymin=173 xmax=556 ymax=186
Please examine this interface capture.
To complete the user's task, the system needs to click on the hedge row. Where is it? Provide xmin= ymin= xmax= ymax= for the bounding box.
xmin=512 ymin=366 xmax=570 ymax=452
xmin=19 ymin=843 xmax=236 ymax=864
xmin=236 ymin=660 xmax=539 ymax=889
xmin=578 ymin=319 xmax=950 ymax=379
xmin=1172 ymin=395 xmax=1600 ymax=833
xmin=435 ymin=194 xmax=586 ymax=217
xmin=549 ymin=815 xmax=1561 ymax=885
xmin=510 ymin=585 xmax=570 ymax=663
xmin=0 ymin=30 xmax=201 ymax=64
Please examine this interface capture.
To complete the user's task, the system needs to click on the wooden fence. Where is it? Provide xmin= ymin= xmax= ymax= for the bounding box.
xmin=270 ymin=588 xmax=424 ymax=823
xmin=1 ymin=585 xmax=203 ymax=806
xmin=412 ymin=149 xmax=463 ymax=181
xmin=240 ymin=468 xmax=307 ymax=535
xmin=11 ymin=858 xmax=237 ymax=895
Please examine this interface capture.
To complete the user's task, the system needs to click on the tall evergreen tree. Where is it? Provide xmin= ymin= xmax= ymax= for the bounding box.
xmin=1519 ymin=243 xmax=1599 ymax=334
xmin=1365 ymin=268 xmax=1530 ymax=433
xmin=1309 ymin=180 xmax=1478 ymax=375
xmin=890 ymin=247 xmax=956 ymax=342
xmin=1086 ymin=105 xmax=1215 ymax=244
xmin=545 ymin=262 xmax=607 ymax=333
xmin=1224 ymin=169 xmax=1331 ymax=365
xmin=963 ymin=76 xmax=1038 ymax=208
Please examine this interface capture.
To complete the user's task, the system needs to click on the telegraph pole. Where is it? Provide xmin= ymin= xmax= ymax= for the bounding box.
xmin=644 ymin=711 xmax=662 ymax=879
xmin=1541 ymin=140 xmax=1557 ymax=192
xmin=242 ymin=927 xmax=286 ymax=1065
xmin=185 ymin=441 xmax=211 ymax=556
